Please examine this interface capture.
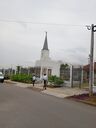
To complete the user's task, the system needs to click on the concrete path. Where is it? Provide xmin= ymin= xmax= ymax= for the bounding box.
xmin=5 ymin=80 xmax=88 ymax=98
xmin=42 ymin=87 xmax=88 ymax=98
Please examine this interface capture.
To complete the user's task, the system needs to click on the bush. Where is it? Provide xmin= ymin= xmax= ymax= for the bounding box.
xmin=11 ymin=74 xmax=32 ymax=83
xmin=48 ymin=75 xmax=64 ymax=87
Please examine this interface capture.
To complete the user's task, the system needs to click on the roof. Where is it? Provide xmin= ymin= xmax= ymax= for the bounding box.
xmin=83 ymin=62 xmax=96 ymax=72
xmin=42 ymin=32 xmax=49 ymax=50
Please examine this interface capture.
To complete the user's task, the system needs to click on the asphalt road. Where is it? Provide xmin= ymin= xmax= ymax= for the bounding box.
xmin=0 ymin=83 xmax=96 ymax=128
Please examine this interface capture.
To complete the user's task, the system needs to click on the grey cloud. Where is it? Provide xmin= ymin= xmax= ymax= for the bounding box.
xmin=0 ymin=0 xmax=96 ymax=67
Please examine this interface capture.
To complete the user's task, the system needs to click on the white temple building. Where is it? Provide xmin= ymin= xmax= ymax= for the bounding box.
xmin=35 ymin=32 xmax=62 ymax=77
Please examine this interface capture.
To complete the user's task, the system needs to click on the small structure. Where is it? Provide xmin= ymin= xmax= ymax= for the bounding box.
xmin=83 ymin=62 xmax=96 ymax=84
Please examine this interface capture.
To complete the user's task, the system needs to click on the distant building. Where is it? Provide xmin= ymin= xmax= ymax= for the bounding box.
xmin=83 ymin=62 xmax=96 ymax=83
xmin=35 ymin=32 xmax=62 ymax=77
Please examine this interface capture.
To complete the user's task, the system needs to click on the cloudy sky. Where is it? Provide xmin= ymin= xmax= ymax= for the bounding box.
xmin=0 ymin=0 xmax=96 ymax=68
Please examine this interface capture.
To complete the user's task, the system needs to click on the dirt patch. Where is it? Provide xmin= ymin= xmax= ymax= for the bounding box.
xmin=27 ymin=87 xmax=44 ymax=92
xmin=67 ymin=93 xmax=96 ymax=106
xmin=4 ymin=80 xmax=17 ymax=84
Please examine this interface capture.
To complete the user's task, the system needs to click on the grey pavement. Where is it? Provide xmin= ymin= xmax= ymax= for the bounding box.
xmin=5 ymin=80 xmax=89 ymax=98
xmin=0 ymin=82 xmax=96 ymax=128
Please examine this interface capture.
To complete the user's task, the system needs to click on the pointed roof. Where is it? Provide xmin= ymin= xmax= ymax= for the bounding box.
xmin=42 ymin=32 xmax=49 ymax=50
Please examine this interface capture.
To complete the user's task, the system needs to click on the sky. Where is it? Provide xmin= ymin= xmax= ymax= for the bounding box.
xmin=0 ymin=0 xmax=96 ymax=68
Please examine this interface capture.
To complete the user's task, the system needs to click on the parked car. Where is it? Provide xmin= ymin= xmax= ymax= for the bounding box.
xmin=0 ymin=72 xmax=4 ymax=83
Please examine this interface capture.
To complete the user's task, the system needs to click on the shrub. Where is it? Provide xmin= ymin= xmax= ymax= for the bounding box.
xmin=48 ymin=75 xmax=64 ymax=87
xmin=11 ymin=74 xmax=32 ymax=83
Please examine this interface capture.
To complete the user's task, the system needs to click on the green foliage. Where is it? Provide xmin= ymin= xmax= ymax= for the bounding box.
xmin=48 ymin=75 xmax=64 ymax=87
xmin=11 ymin=74 xmax=32 ymax=83
xmin=60 ymin=63 xmax=69 ymax=69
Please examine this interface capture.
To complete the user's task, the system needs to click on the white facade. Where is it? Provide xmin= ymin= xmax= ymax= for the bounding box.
xmin=35 ymin=58 xmax=61 ymax=77
xmin=35 ymin=32 xmax=61 ymax=77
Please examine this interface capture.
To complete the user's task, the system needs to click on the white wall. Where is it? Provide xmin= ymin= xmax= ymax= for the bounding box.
xmin=35 ymin=59 xmax=61 ymax=77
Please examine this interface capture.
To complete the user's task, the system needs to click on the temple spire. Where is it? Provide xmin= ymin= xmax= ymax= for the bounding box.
xmin=42 ymin=32 xmax=48 ymax=50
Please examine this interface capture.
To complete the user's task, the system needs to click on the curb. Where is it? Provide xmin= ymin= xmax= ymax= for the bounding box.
xmin=66 ymin=95 xmax=96 ymax=107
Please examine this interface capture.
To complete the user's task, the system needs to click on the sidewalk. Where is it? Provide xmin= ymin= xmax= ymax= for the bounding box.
xmin=5 ymin=80 xmax=89 ymax=98
xmin=41 ymin=86 xmax=88 ymax=98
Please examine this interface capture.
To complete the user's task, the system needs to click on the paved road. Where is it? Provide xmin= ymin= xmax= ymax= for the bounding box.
xmin=0 ymin=83 xmax=96 ymax=128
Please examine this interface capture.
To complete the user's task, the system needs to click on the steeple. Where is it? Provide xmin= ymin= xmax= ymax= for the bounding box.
xmin=41 ymin=32 xmax=50 ymax=60
xmin=42 ymin=32 xmax=48 ymax=50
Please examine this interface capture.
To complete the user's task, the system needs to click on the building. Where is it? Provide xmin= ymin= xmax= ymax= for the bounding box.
xmin=83 ymin=62 xmax=96 ymax=83
xmin=35 ymin=32 xmax=61 ymax=77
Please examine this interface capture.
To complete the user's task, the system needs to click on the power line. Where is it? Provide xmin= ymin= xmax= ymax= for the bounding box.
xmin=0 ymin=19 xmax=88 ymax=27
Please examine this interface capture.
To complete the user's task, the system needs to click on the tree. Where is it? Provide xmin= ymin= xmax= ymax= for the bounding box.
xmin=60 ymin=63 xmax=69 ymax=69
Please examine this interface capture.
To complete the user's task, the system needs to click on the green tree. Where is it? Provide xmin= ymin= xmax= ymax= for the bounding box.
xmin=60 ymin=63 xmax=69 ymax=69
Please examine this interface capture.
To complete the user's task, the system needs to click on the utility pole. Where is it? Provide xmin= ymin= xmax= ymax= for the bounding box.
xmin=70 ymin=65 xmax=73 ymax=88
xmin=79 ymin=66 xmax=82 ymax=89
xmin=87 ymin=24 xmax=96 ymax=96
